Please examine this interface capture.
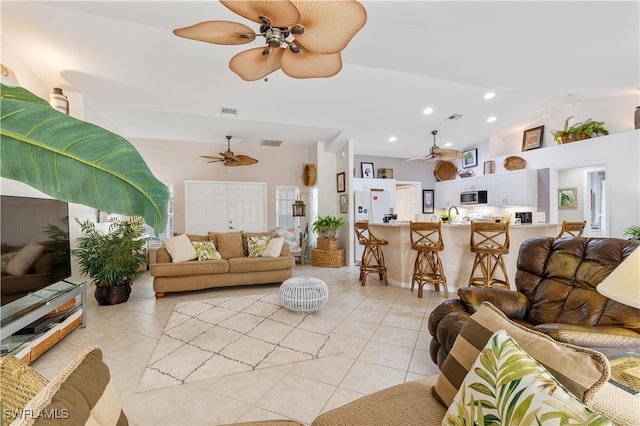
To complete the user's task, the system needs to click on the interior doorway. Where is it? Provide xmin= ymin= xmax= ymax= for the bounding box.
xmin=585 ymin=168 xmax=606 ymax=237
xmin=395 ymin=181 xmax=421 ymax=221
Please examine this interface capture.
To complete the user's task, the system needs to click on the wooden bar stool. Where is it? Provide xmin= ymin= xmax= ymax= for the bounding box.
xmin=410 ymin=221 xmax=449 ymax=298
xmin=354 ymin=221 xmax=389 ymax=287
xmin=557 ymin=220 xmax=587 ymax=237
xmin=468 ymin=221 xmax=510 ymax=288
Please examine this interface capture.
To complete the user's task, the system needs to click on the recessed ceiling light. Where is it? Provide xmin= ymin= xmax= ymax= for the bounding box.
xmin=388 ymin=136 xmax=397 ymax=142
xmin=444 ymin=142 xmax=453 ymax=147
xmin=423 ymin=107 xmax=434 ymax=115
xmin=487 ymin=116 xmax=497 ymax=123
xmin=484 ymin=92 xmax=496 ymax=100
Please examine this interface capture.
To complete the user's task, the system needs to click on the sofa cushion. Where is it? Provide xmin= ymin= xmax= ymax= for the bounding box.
xmin=0 ymin=354 xmax=49 ymax=424
xmin=6 ymin=243 xmax=45 ymax=276
xmin=1 ymin=251 xmax=18 ymax=274
xmin=444 ymin=329 xmax=612 ymax=425
xmin=150 ymin=259 xmax=229 ymax=277
xmin=228 ymin=256 xmax=293 ymax=274
xmin=192 ymin=241 xmax=222 ymax=261
xmin=163 ymin=234 xmax=197 ymax=263
xmin=215 ymin=231 xmax=246 ymax=259
xmin=262 ymin=237 xmax=284 ymax=258
xmin=433 ymin=302 xmax=609 ymax=408
xmin=13 ymin=346 xmax=128 ymax=426
xmin=247 ymin=235 xmax=272 ymax=257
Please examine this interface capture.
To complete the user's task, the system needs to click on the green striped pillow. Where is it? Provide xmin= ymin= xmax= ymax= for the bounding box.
xmin=13 ymin=346 xmax=128 ymax=426
xmin=433 ymin=302 xmax=610 ymax=408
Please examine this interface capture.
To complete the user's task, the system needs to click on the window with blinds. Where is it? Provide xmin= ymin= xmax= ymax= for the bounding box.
xmin=276 ymin=186 xmax=300 ymax=229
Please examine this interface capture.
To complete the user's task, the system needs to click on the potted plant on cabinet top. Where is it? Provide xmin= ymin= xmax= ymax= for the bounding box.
xmin=551 ymin=116 xmax=609 ymax=144
xmin=312 ymin=215 xmax=345 ymax=251
xmin=73 ymin=216 xmax=148 ymax=305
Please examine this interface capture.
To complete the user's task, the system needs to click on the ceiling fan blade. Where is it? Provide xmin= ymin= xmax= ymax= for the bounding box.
xmin=422 ymin=155 xmax=439 ymax=163
xmin=229 ymin=47 xmax=283 ymax=81
xmin=406 ymin=154 xmax=427 ymax=162
xmin=292 ymin=0 xmax=367 ymax=54
xmin=220 ymin=152 xmax=244 ymax=162
xmin=234 ymin=155 xmax=259 ymax=165
xmin=220 ymin=0 xmax=300 ymax=28
xmin=281 ymin=45 xmax=342 ymax=79
xmin=435 ymin=148 xmax=464 ymax=160
xmin=173 ymin=21 xmax=256 ymax=45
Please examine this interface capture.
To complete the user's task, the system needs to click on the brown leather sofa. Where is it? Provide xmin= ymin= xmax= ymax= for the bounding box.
xmin=429 ymin=236 xmax=640 ymax=366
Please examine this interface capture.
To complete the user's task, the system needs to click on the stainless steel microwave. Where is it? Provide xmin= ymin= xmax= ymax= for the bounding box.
xmin=460 ymin=190 xmax=488 ymax=205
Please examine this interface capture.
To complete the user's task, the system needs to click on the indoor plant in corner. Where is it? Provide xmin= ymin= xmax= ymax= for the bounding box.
xmin=74 ymin=216 xmax=148 ymax=305
xmin=312 ymin=215 xmax=345 ymax=250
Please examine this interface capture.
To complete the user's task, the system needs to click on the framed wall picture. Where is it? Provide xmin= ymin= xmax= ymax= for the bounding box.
xmin=462 ymin=148 xmax=478 ymax=168
xmin=422 ymin=189 xmax=435 ymax=214
xmin=483 ymin=160 xmax=495 ymax=175
xmin=336 ymin=172 xmax=346 ymax=193
xmin=339 ymin=193 xmax=348 ymax=213
xmin=361 ymin=162 xmax=374 ymax=179
xmin=522 ymin=125 xmax=544 ymax=151
xmin=377 ymin=168 xmax=393 ymax=179
xmin=558 ymin=187 xmax=577 ymax=208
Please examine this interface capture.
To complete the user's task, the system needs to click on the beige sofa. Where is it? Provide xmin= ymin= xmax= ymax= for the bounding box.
xmin=150 ymin=231 xmax=294 ymax=298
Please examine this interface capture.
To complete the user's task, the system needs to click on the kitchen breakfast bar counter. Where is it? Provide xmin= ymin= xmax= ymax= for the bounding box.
xmin=368 ymin=222 xmax=559 ymax=292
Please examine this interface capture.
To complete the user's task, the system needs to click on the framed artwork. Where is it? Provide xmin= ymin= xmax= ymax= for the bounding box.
xmin=462 ymin=148 xmax=478 ymax=168
xmin=483 ymin=160 xmax=495 ymax=175
xmin=377 ymin=168 xmax=393 ymax=179
xmin=336 ymin=172 xmax=345 ymax=193
xmin=522 ymin=125 xmax=544 ymax=151
xmin=558 ymin=187 xmax=577 ymax=208
xmin=339 ymin=193 xmax=348 ymax=213
xmin=361 ymin=162 xmax=374 ymax=179
xmin=422 ymin=189 xmax=434 ymax=214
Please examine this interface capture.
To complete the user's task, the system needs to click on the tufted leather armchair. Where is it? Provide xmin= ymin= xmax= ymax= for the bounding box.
xmin=428 ymin=237 xmax=640 ymax=367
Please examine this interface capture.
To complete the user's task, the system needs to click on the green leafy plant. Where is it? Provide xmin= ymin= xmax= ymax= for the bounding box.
xmin=0 ymin=84 xmax=169 ymax=234
xmin=312 ymin=215 xmax=345 ymax=239
xmin=551 ymin=116 xmax=609 ymax=144
xmin=623 ymin=226 xmax=640 ymax=240
xmin=440 ymin=213 xmax=450 ymax=221
xmin=43 ymin=217 xmax=72 ymax=280
xmin=73 ymin=216 xmax=148 ymax=287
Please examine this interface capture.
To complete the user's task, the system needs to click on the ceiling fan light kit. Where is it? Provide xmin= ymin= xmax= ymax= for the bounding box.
xmin=174 ymin=0 xmax=367 ymax=81
xmin=407 ymin=130 xmax=464 ymax=163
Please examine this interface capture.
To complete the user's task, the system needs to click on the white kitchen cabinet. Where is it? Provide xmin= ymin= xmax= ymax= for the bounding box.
xmin=487 ymin=169 xmax=537 ymax=206
xmin=460 ymin=176 xmax=488 ymax=192
xmin=435 ymin=180 xmax=461 ymax=208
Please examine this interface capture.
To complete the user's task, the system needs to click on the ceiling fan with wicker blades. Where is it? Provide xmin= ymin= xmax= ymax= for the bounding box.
xmin=407 ymin=130 xmax=464 ymax=163
xmin=173 ymin=0 xmax=367 ymax=81
xmin=201 ymin=135 xmax=259 ymax=166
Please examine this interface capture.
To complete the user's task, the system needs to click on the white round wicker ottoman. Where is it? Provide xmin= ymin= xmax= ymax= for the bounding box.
xmin=279 ymin=276 xmax=329 ymax=314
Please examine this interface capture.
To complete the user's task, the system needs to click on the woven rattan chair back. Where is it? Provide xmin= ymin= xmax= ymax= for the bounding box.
xmin=468 ymin=221 xmax=510 ymax=288
xmin=410 ymin=221 xmax=444 ymax=251
xmin=354 ymin=221 xmax=388 ymax=287
xmin=409 ymin=221 xmax=448 ymax=298
xmin=557 ymin=220 xmax=587 ymax=238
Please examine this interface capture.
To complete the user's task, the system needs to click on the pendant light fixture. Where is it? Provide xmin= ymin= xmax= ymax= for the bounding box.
xmin=292 ymin=195 xmax=306 ymax=217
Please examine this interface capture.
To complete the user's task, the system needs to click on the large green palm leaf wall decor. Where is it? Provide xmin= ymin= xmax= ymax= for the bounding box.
xmin=0 ymin=84 xmax=169 ymax=234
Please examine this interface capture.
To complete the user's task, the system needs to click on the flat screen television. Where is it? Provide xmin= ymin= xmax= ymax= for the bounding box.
xmin=1 ymin=195 xmax=72 ymax=305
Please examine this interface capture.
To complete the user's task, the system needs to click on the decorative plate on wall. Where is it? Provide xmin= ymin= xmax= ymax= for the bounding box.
xmin=434 ymin=161 xmax=457 ymax=181
xmin=303 ymin=164 xmax=317 ymax=186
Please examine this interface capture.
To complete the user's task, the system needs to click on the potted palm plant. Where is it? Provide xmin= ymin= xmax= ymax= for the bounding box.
xmin=73 ymin=216 xmax=148 ymax=305
xmin=312 ymin=215 xmax=345 ymax=250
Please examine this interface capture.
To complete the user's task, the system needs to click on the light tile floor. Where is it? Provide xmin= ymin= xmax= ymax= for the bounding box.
xmin=31 ymin=264 xmax=449 ymax=425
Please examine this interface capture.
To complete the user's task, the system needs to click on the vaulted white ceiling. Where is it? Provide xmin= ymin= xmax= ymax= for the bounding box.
xmin=2 ymin=1 xmax=638 ymax=159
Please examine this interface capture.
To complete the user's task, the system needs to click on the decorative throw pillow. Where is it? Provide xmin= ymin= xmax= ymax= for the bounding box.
xmin=261 ymin=236 xmax=284 ymax=258
xmin=247 ymin=235 xmax=272 ymax=257
xmin=6 ymin=243 xmax=45 ymax=276
xmin=191 ymin=241 xmax=221 ymax=261
xmin=163 ymin=234 xmax=197 ymax=263
xmin=433 ymin=302 xmax=609 ymax=408
xmin=13 ymin=346 xmax=128 ymax=426
xmin=1 ymin=251 xmax=18 ymax=274
xmin=443 ymin=330 xmax=612 ymax=426
xmin=0 ymin=355 xmax=49 ymax=424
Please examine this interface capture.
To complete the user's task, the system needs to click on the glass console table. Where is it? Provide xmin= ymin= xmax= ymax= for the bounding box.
xmin=1 ymin=281 xmax=86 ymax=360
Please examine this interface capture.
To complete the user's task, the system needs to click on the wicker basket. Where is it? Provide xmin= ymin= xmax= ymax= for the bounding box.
xmin=29 ymin=330 xmax=61 ymax=362
xmin=504 ymin=156 xmax=526 ymax=170
xmin=317 ymin=238 xmax=339 ymax=251
xmin=434 ymin=161 xmax=457 ymax=181
xmin=312 ymin=249 xmax=345 ymax=267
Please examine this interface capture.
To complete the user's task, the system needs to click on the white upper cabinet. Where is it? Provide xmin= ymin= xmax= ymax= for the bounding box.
xmin=435 ymin=180 xmax=461 ymax=208
xmin=460 ymin=176 xmax=488 ymax=192
xmin=487 ymin=169 xmax=537 ymax=206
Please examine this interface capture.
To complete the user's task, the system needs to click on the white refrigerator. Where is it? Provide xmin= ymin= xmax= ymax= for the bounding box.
xmin=354 ymin=190 xmax=391 ymax=264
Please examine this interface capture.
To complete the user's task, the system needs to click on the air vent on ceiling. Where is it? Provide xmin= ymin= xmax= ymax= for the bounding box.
xmin=220 ymin=107 xmax=237 ymax=117
xmin=445 ymin=113 xmax=463 ymax=121
xmin=261 ymin=139 xmax=283 ymax=147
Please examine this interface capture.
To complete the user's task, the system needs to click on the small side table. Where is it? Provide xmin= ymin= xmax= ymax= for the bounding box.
xmin=608 ymin=353 xmax=640 ymax=396
xmin=279 ymin=277 xmax=329 ymax=314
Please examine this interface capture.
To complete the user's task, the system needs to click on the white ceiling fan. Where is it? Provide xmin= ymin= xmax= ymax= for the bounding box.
xmin=406 ymin=130 xmax=464 ymax=163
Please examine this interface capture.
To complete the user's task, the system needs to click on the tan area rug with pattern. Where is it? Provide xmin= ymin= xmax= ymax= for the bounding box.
xmin=137 ymin=292 xmax=341 ymax=392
